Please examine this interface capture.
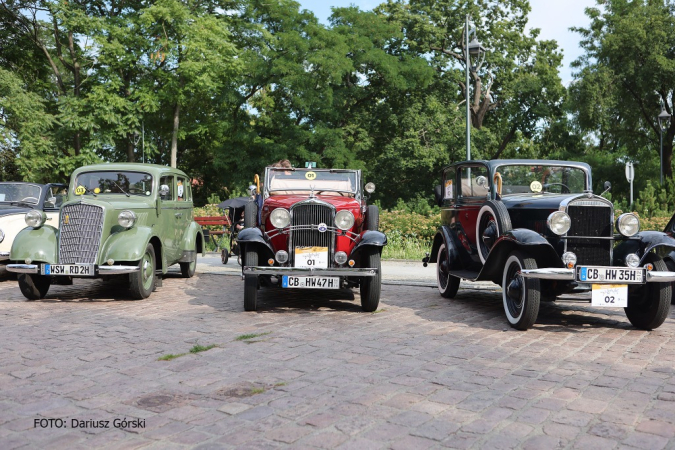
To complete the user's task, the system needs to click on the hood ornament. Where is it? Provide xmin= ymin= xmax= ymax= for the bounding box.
xmin=310 ymin=185 xmax=316 ymax=198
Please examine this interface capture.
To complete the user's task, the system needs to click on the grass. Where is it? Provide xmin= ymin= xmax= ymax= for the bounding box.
xmin=372 ymin=308 xmax=386 ymax=314
xmin=190 ymin=344 xmax=217 ymax=353
xmin=157 ymin=353 xmax=186 ymax=361
xmin=235 ymin=332 xmax=271 ymax=341
xmin=382 ymin=237 xmax=431 ymax=261
xmin=250 ymin=387 xmax=266 ymax=395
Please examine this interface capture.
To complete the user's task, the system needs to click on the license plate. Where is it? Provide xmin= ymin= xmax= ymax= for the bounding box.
xmin=294 ymin=246 xmax=328 ymax=269
xmin=282 ymin=276 xmax=339 ymax=289
xmin=42 ymin=264 xmax=94 ymax=276
xmin=578 ymin=266 xmax=644 ymax=283
xmin=591 ymin=284 xmax=628 ymax=307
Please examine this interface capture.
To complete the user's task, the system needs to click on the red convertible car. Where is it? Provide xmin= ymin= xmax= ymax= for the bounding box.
xmin=237 ymin=167 xmax=387 ymax=312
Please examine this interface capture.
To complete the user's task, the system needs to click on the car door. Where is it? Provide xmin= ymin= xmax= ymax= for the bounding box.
xmin=456 ymin=164 xmax=490 ymax=263
xmin=158 ymin=174 xmax=179 ymax=263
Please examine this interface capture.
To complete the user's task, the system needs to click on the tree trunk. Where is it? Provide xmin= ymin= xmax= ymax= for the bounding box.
xmin=170 ymin=102 xmax=180 ymax=168
xmin=127 ymin=135 xmax=135 ymax=162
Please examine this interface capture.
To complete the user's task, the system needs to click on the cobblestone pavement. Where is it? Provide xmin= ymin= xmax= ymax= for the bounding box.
xmin=1 ymin=266 xmax=675 ymax=450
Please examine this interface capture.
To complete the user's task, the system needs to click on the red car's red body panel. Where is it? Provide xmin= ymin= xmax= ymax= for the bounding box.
xmin=261 ymin=195 xmax=364 ymax=255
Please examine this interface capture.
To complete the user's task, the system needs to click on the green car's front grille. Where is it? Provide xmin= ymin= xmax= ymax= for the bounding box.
xmin=59 ymin=203 xmax=104 ymax=264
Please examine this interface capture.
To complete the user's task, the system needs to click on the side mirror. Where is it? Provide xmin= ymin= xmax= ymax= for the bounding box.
xmin=365 ymin=182 xmax=376 ymax=194
xmin=249 ymin=185 xmax=257 ymax=198
xmin=159 ymin=184 xmax=170 ymax=198
xmin=604 ymin=181 xmax=612 ymax=191
xmin=434 ymin=185 xmax=443 ymax=207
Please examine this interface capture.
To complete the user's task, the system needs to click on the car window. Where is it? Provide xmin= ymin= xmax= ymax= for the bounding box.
xmin=443 ymin=168 xmax=456 ymax=200
xmin=45 ymin=186 xmax=68 ymax=209
xmin=0 ymin=183 xmax=41 ymax=203
xmin=177 ymin=177 xmax=190 ymax=202
xmin=458 ymin=166 xmax=489 ymax=198
xmin=159 ymin=176 xmax=175 ymax=201
xmin=74 ymin=171 xmax=153 ymax=196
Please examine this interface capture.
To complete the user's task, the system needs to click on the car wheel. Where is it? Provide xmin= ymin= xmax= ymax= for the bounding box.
xmin=476 ymin=200 xmax=512 ymax=264
xmin=244 ymin=247 xmax=258 ymax=311
xmin=180 ymin=243 xmax=197 ymax=278
xmin=129 ymin=244 xmax=156 ymax=299
xmin=665 ymin=259 xmax=675 ymax=305
xmin=625 ymin=254 xmax=671 ymax=330
xmin=360 ymin=247 xmax=381 ymax=312
xmin=244 ymin=201 xmax=257 ymax=228
xmin=18 ymin=274 xmax=51 ymax=300
xmin=221 ymin=248 xmax=229 ymax=265
xmin=365 ymin=205 xmax=379 ymax=231
xmin=502 ymin=251 xmax=541 ymax=330
xmin=437 ymin=243 xmax=460 ymax=298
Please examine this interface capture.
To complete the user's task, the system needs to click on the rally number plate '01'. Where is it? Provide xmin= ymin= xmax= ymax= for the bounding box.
xmin=42 ymin=264 xmax=95 ymax=276
xmin=577 ymin=266 xmax=644 ymax=284
xmin=282 ymin=276 xmax=339 ymax=289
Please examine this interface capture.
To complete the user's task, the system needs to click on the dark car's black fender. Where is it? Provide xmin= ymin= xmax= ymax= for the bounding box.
xmin=429 ymin=226 xmax=473 ymax=271
xmin=350 ymin=231 xmax=387 ymax=260
xmin=236 ymin=227 xmax=275 ymax=260
xmin=477 ymin=229 xmax=563 ymax=283
xmin=614 ymin=231 xmax=675 ymax=266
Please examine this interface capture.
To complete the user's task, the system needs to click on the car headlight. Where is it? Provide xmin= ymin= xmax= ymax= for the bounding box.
xmin=0 ymin=228 xmax=4 ymax=243
xmin=546 ymin=211 xmax=571 ymax=236
xmin=118 ymin=210 xmax=137 ymax=228
xmin=616 ymin=213 xmax=639 ymax=237
xmin=335 ymin=210 xmax=355 ymax=230
xmin=270 ymin=208 xmax=290 ymax=229
xmin=25 ymin=211 xmax=46 ymax=228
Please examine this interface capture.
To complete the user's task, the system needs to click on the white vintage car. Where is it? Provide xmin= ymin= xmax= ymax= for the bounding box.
xmin=0 ymin=183 xmax=67 ymax=275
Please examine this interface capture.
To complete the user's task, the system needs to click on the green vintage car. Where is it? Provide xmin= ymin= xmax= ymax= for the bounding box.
xmin=7 ymin=163 xmax=204 ymax=300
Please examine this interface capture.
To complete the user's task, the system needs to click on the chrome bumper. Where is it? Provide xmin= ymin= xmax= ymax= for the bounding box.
xmin=6 ymin=264 xmax=140 ymax=275
xmin=519 ymin=268 xmax=675 ymax=283
xmin=0 ymin=252 xmax=9 ymax=261
xmin=243 ymin=266 xmax=378 ymax=277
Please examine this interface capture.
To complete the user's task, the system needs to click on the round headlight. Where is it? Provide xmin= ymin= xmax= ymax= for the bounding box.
xmin=335 ymin=210 xmax=355 ymax=230
xmin=270 ymin=208 xmax=290 ymax=229
xmin=616 ymin=213 xmax=639 ymax=237
xmin=275 ymin=250 xmax=289 ymax=264
xmin=118 ymin=210 xmax=137 ymax=228
xmin=335 ymin=251 xmax=348 ymax=265
xmin=547 ymin=211 xmax=571 ymax=236
xmin=25 ymin=210 xmax=46 ymax=228
xmin=365 ymin=182 xmax=376 ymax=194
xmin=562 ymin=251 xmax=577 ymax=268
xmin=0 ymin=228 xmax=4 ymax=243
xmin=625 ymin=253 xmax=640 ymax=268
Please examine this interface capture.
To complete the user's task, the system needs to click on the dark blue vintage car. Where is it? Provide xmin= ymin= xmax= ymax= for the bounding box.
xmin=424 ymin=159 xmax=675 ymax=330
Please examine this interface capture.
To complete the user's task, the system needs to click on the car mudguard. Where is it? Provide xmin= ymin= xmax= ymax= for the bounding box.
xmin=179 ymin=222 xmax=205 ymax=257
xmin=100 ymin=226 xmax=158 ymax=265
xmin=236 ymin=227 xmax=275 ymax=260
xmin=476 ymin=229 xmax=563 ymax=283
xmin=428 ymin=226 xmax=472 ymax=271
xmin=350 ymin=230 xmax=387 ymax=260
xmin=9 ymin=226 xmax=59 ymax=264
xmin=614 ymin=231 xmax=675 ymax=265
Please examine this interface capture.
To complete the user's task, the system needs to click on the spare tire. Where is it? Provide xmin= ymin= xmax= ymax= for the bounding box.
xmin=476 ymin=200 xmax=512 ymax=264
xmin=244 ymin=201 xmax=257 ymax=228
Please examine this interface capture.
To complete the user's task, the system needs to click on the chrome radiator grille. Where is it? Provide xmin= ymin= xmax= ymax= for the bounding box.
xmin=567 ymin=200 xmax=612 ymax=266
xmin=290 ymin=203 xmax=334 ymax=256
xmin=59 ymin=203 xmax=104 ymax=264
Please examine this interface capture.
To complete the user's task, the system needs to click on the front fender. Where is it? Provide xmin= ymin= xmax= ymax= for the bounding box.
xmin=428 ymin=226 xmax=471 ymax=271
xmin=350 ymin=231 xmax=387 ymax=259
xmin=614 ymin=231 xmax=675 ymax=265
xmin=236 ymin=227 xmax=275 ymax=259
xmin=100 ymin=226 xmax=155 ymax=263
xmin=9 ymin=225 xmax=58 ymax=264
xmin=477 ymin=229 xmax=562 ymax=283
xmin=181 ymin=222 xmax=205 ymax=256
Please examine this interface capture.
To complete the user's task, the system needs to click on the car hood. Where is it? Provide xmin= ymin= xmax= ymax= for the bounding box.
xmin=62 ymin=197 xmax=155 ymax=211
xmin=263 ymin=195 xmax=361 ymax=210
xmin=500 ymin=193 xmax=582 ymax=210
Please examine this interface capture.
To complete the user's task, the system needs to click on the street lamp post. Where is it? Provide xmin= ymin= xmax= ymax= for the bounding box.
xmin=464 ymin=15 xmax=486 ymax=161
xmin=658 ymin=106 xmax=671 ymax=185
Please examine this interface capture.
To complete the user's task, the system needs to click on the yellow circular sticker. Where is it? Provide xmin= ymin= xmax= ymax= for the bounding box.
xmin=75 ymin=185 xmax=86 ymax=196
xmin=94 ymin=187 xmax=101 ymax=194
xmin=530 ymin=181 xmax=543 ymax=193
xmin=305 ymin=171 xmax=317 ymax=180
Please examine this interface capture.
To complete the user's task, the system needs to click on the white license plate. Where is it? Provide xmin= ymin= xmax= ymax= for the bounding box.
xmin=282 ymin=276 xmax=339 ymax=289
xmin=295 ymin=246 xmax=328 ymax=269
xmin=42 ymin=264 xmax=94 ymax=276
xmin=578 ymin=266 xmax=644 ymax=283
xmin=591 ymin=284 xmax=628 ymax=307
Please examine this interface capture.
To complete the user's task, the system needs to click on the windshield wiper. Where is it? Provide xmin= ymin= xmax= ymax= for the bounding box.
xmin=8 ymin=201 xmax=35 ymax=208
xmin=111 ymin=181 xmax=130 ymax=197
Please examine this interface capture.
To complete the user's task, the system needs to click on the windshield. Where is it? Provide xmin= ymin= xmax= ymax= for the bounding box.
xmin=0 ymin=183 xmax=41 ymax=204
xmin=267 ymin=169 xmax=357 ymax=196
xmin=497 ymin=165 xmax=587 ymax=195
xmin=74 ymin=171 xmax=153 ymax=197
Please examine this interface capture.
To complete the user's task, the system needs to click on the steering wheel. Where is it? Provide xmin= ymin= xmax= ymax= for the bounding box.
xmin=543 ymin=183 xmax=570 ymax=194
xmin=20 ymin=196 xmax=39 ymax=203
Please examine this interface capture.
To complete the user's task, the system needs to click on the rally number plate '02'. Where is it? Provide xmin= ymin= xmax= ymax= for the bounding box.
xmin=42 ymin=264 xmax=95 ymax=276
xmin=577 ymin=266 xmax=644 ymax=284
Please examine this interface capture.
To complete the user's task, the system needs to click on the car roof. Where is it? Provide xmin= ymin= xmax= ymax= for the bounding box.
xmin=71 ymin=163 xmax=189 ymax=178
xmin=446 ymin=159 xmax=592 ymax=172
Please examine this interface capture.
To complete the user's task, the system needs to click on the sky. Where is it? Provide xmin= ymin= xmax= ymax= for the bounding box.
xmin=296 ymin=0 xmax=598 ymax=85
